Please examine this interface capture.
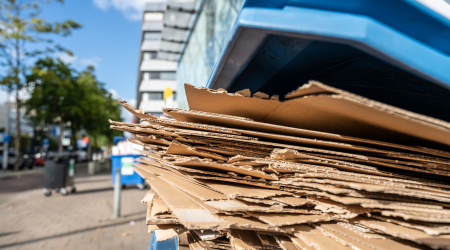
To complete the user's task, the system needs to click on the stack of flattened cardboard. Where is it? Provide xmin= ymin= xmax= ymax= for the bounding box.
xmin=112 ymin=81 xmax=450 ymax=250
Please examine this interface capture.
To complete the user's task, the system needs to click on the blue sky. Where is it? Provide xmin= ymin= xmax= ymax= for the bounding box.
xmin=1 ymin=0 xmax=149 ymax=121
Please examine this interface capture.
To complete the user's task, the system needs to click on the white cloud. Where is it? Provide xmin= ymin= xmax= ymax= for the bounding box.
xmin=128 ymin=99 xmax=136 ymax=106
xmin=79 ymin=56 xmax=101 ymax=67
xmin=56 ymin=52 xmax=77 ymax=64
xmin=109 ymin=89 xmax=119 ymax=98
xmin=92 ymin=0 xmax=149 ymax=20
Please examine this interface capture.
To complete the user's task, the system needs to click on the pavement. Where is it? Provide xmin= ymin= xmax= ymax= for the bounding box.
xmin=0 ymin=164 xmax=151 ymax=250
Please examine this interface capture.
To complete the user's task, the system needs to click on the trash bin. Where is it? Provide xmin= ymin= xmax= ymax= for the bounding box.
xmin=111 ymin=154 xmax=145 ymax=190
xmin=206 ymin=0 xmax=450 ymax=122
xmin=43 ymin=153 xmax=77 ymax=196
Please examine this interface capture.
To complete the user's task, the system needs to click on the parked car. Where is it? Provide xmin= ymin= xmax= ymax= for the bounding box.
xmin=34 ymin=153 xmax=45 ymax=166
xmin=0 ymin=151 xmax=34 ymax=170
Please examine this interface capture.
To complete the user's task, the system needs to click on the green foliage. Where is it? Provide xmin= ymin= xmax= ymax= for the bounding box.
xmin=0 ymin=0 xmax=82 ymax=90
xmin=25 ymin=57 xmax=123 ymax=147
xmin=0 ymin=0 xmax=81 ymax=170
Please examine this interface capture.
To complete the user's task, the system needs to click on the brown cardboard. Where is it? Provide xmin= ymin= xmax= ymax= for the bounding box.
xmin=354 ymin=218 xmax=450 ymax=249
xmin=192 ymin=176 xmax=280 ymax=189
xmin=290 ymin=237 xmax=315 ymax=250
xmin=197 ymin=179 xmax=290 ymax=199
xmin=163 ymin=108 xmax=450 ymax=159
xmin=316 ymin=223 xmax=428 ymax=250
xmin=228 ymin=230 xmax=259 ymax=250
xmin=288 ymin=225 xmax=352 ymax=250
xmin=142 ymin=117 xmax=450 ymax=159
xmin=147 ymin=224 xmax=183 ymax=233
xmin=248 ymin=213 xmax=330 ymax=227
xmin=238 ymin=197 xmax=287 ymax=206
xmin=115 ymin=99 xmax=158 ymax=119
xmin=270 ymin=197 xmax=309 ymax=207
xmin=229 ymin=230 xmax=264 ymax=249
xmin=166 ymin=141 xmax=228 ymax=161
xmin=142 ymin=117 xmax=241 ymax=135
xmin=204 ymin=200 xmax=305 ymax=213
xmin=256 ymin=233 xmax=280 ymax=248
xmin=141 ymin=189 xmax=156 ymax=204
xmin=273 ymin=236 xmax=302 ymax=250
xmin=371 ymin=215 xmax=450 ymax=236
xmin=167 ymin=157 xmax=278 ymax=180
xmin=134 ymin=163 xmax=228 ymax=201
xmin=183 ymin=82 xmax=450 ymax=148
xmin=151 ymin=195 xmax=172 ymax=216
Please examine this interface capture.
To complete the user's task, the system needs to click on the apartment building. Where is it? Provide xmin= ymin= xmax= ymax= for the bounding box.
xmin=136 ymin=1 xmax=178 ymax=117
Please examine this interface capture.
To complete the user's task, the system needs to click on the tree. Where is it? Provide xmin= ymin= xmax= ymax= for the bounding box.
xmin=25 ymin=57 xmax=83 ymax=153
xmin=75 ymin=66 xmax=122 ymax=149
xmin=0 ymin=0 xmax=81 ymax=170
xmin=26 ymin=58 xmax=122 ymax=156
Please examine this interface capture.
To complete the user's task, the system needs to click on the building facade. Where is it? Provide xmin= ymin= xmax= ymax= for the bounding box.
xmin=136 ymin=1 xmax=178 ymax=116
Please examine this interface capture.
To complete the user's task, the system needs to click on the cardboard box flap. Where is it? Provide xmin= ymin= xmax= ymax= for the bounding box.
xmin=115 ymin=99 xmax=158 ymax=119
xmin=183 ymin=82 xmax=450 ymax=147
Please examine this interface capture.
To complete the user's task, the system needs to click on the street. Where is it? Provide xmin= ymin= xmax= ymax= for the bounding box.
xmin=0 ymin=165 xmax=150 ymax=250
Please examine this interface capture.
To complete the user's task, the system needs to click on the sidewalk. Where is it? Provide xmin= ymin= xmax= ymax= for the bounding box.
xmin=0 ymin=173 xmax=150 ymax=250
xmin=0 ymin=168 xmax=44 ymax=180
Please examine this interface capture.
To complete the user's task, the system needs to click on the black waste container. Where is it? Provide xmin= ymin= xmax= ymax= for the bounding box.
xmin=43 ymin=153 xmax=77 ymax=196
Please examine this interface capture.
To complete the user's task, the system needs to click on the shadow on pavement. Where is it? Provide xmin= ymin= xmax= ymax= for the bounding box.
xmin=70 ymin=187 xmax=114 ymax=195
xmin=0 ymin=217 xmax=146 ymax=249
xmin=0 ymin=232 xmax=20 ymax=238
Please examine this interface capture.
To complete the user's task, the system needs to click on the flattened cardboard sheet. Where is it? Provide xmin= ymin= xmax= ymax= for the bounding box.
xmin=115 ymin=99 xmax=158 ymax=119
xmin=166 ymin=141 xmax=228 ymax=161
xmin=198 ymin=179 xmax=290 ymax=199
xmin=183 ymin=82 xmax=450 ymax=148
xmin=249 ymin=213 xmax=330 ymax=227
xmin=354 ymin=218 xmax=450 ymax=249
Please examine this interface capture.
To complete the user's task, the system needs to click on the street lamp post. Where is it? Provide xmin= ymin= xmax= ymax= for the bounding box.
xmin=2 ymin=91 xmax=11 ymax=170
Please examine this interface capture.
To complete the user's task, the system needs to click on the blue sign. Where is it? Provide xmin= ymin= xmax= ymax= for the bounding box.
xmin=0 ymin=133 xmax=10 ymax=143
xmin=53 ymin=126 xmax=59 ymax=136
xmin=43 ymin=138 xmax=50 ymax=146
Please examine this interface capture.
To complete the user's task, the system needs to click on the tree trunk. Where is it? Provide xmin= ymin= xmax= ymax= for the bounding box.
xmin=58 ymin=120 xmax=64 ymax=154
xmin=14 ymin=91 xmax=21 ymax=171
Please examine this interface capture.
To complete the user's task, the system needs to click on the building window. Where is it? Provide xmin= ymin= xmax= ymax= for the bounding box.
xmin=142 ymin=71 xmax=176 ymax=80
xmin=144 ymin=13 xmax=164 ymax=22
xmin=144 ymin=32 xmax=161 ymax=40
xmin=142 ymin=92 xmax=163 ymax=101
xmin=143 ymin=52 xmax=158 ymax=60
